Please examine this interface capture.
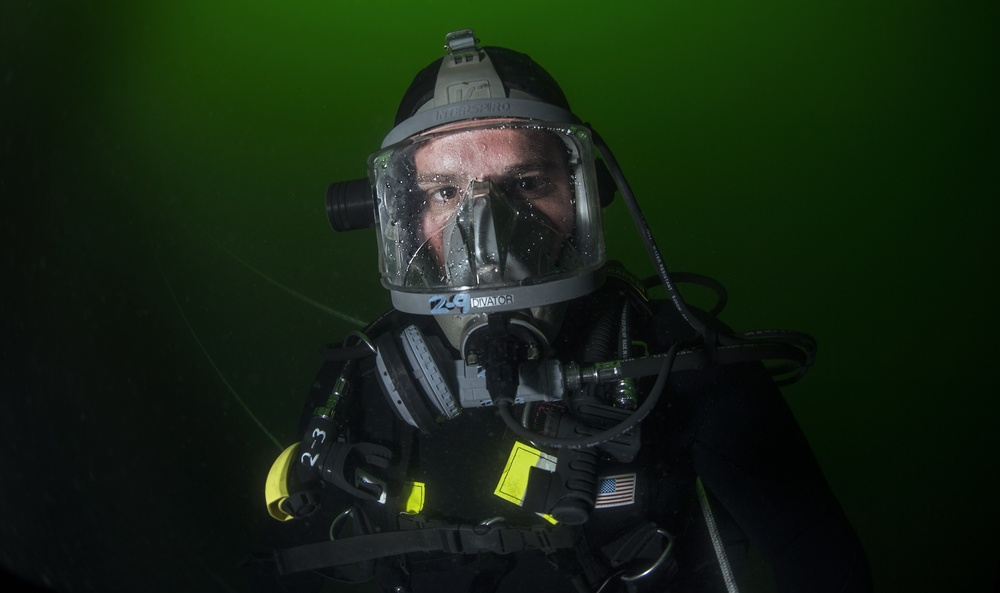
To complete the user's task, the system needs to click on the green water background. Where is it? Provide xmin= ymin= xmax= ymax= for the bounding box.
xmin=2 ymin=1 xmax=997 ymax=591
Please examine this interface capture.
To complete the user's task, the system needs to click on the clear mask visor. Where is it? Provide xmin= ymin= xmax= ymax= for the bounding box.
xmin=370 ymin=120 xmax=605 ymax=314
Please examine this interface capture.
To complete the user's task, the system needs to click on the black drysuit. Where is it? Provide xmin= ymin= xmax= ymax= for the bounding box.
xmin=261 ymin=278 xmax=872 ymax=593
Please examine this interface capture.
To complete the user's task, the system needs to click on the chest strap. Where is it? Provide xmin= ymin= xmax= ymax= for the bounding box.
xmin=275 ymin=521 xmax=578 ymax=574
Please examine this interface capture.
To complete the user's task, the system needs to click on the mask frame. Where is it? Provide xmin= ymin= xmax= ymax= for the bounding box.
xmin=369 ymin=120 xmax=606 ymax=317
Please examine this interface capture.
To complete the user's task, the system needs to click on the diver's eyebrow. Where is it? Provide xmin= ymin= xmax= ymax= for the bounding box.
xmin=415 ymin=173 xmax=460 ymax=185
xmin=414 ymin=155 xmax=562 ymax=184
xmin=510 ymin=146 xmax=562 ymax=169
xmin=505 ymin=160 xmax=559 ymax=175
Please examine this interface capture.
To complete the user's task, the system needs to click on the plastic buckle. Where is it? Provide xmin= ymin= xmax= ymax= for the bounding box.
xmin=528 ymin=525 xmax=556 ymax=553
xmin=319 ymin=441 xmax=392 ymax=502
xmin=453 ymin=524 xmax=523 ymax=555
xmin=284 ymin=489 xmax=321 ymax=518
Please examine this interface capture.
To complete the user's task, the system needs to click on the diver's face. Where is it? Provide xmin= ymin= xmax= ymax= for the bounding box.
xmin=413 ymin=126 xmax=575 ymax=264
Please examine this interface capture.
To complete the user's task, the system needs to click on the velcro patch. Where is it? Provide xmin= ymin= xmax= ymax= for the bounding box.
xmin=595 ymin=473 xmax=637 ymax=509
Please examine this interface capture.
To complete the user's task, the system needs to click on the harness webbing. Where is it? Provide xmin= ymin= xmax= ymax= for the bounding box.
xmin=275 ymin=522 xmax=579 ymax=574
xmin=697 ymin=477 xmax=740 ymax=593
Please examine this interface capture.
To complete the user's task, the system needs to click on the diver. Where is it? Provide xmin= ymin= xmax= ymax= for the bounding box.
xmin=258 ymin=29 xmax=873 ymax=593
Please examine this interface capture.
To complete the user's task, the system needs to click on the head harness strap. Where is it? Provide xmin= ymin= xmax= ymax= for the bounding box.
xmin=381 ymin=30 xmax=579 ymax=147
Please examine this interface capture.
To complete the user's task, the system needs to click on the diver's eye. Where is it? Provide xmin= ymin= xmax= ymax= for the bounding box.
xmin=425 ymin=186 xmax=459 ymax=203
xmin=517 ymin=177 xmax=542 ymax=192
xmin=509 ymin=175 xmax=552 ymax=198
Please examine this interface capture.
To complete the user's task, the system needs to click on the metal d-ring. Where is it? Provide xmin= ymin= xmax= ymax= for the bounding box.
xmin=620 ymin=529 xmax=674 ymax=582
xmin=329 ymin=508 xmax=354 ymax=541
xmin=346 ymin=330 xmax=376 ymax=353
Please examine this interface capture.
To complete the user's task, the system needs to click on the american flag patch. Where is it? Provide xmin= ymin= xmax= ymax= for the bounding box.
xmin=595 ymin=473 xmax=637 ymax=508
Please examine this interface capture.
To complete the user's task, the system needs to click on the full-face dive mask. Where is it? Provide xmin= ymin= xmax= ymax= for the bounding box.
xmin=370 ymin=120 xmax=605 ymax=319
xmin=323 ymin=30 xmax=611 ymax=351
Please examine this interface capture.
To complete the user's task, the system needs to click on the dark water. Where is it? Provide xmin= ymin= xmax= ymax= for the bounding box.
xmin=2 ymin=2 xmax=999 ymax=592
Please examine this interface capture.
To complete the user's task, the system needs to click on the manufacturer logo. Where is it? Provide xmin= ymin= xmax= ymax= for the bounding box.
xmin=429 ymin=293 xmax=470 ymax=314
xmin=447 ymin=80 xmax=491 ymax=102
xmin=471 ymin=294 xmax=514 ymax=309
xmin=433 ymin=100 xmax=511 ymax=122
xmin=428 ymin=293 xmax=515 ymax=314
